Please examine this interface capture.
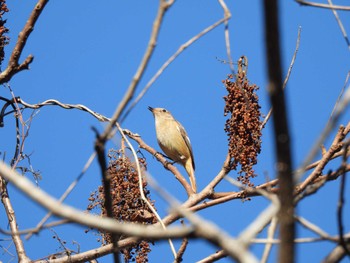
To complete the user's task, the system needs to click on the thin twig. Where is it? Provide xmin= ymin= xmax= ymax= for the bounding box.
xmin=218 ymin=0 xmax=234 ymax=73
xmin=296 ymin=216 xmax=333 ymax=240
xmin=174 ymin=222 xmax=188 ymax=263
xmin=323 ymin=242 xmax=350 ymax=263
xmin=261 ymin=217 xmax=278 ymax=263
xmin=295 ymin=0 xmax=350 ymax=11
xmin=0 ymin=96 xmax=21 ymax=167
xmin=25 ymin=152 xmax=96 ymax=240
xmin=197 ymin=250 xmax=227 ymax=263
xmin=32 ymin=236 xmax=155 ymax=263
xmin=327 ymin=0 xmax=350 ymax=50
xmin=50 ymin=229 xmax=71 ymax=258
xmin=336 ymin=142 xmax=350 ymax=256
xmin=9 ymin=90 xmax=37 ymax=170
xmin=1 ymin=219 xmax=69 ymax=236
xmin=17 ymin=98 xmax=110 ymax=122
xmin=327 ymin=72 xmax=350 ymax=128
xmin=253 ymin=234 xmax=350 ymax=244
xmin=261 ymin=26 xmax=301 ymax=129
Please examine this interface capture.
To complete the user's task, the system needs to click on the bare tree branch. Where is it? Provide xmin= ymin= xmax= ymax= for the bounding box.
xmin=296 ymin=124 xmax=350 ymax=194
xmin=323 ymin=241 xmax=350 ymax=263
xmin=1 ymin=219 xmax=70 ymax=236
xmin=0 ymin=96 xmax=21 ymax=166
xmin=295 ymin=0 xmax=350 ymax=11
xmin=296 ymin=216 xmax=335 ymax=240
xmin=327 ymin=0 xmax=350 ymax=50
xmin=16 ymin=98 xmax=110 ymax=122
xmin=253 ymin=234 xmax=350 ymax=244
xmin=197 ymin=250 xmax=227 ymax=263
xmin=261 ymin=217 xmax=278 ymax=263
xmin=33 ymin=238 xmax=131 ymax=263
xmin=0 ymin=178 xmax=30 ymax=263
xmin=218 ymin=0 xmax=234 ymax=73
xmin=174 ymin=232 xmax=188 ymax=263
xmin=0 ymin=0 xmax=48 ymax=84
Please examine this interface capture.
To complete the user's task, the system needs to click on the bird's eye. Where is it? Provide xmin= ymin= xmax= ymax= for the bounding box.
xmin=162 ymin=109 xmax=167 ymax=113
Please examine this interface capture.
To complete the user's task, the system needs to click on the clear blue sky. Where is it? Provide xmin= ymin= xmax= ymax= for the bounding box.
xmin=1 ymin=1 xmax=350 ymax=262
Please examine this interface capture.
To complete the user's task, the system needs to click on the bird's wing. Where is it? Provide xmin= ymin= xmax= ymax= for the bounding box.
xmin=176 ymin=121 xmax=195 ymax=170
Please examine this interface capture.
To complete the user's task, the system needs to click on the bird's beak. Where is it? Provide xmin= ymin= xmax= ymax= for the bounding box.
xmin=148 ymin=106 xmax=154 ymax=112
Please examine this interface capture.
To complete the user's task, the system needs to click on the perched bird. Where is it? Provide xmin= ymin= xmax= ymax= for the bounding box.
xmin=148 ymin=106 xmax=196 ymax=193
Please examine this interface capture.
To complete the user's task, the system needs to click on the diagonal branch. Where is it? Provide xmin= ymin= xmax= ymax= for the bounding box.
xmin=0 ymin=0 xmax=48 ymax=84
xmin=99 ymin=0 xmax=174 ymax=142
xmin=261 ymin=26 xmax=301 ymax=129
xmin=327 ymin=0 xmax=350 ymax=50
xmin=296 ymin=124 xmax=349 ymax=194
xmin=295 ymin=0 xmax=350 ymax=11
xmin=218 ymin=0 xmax=234 ymax=73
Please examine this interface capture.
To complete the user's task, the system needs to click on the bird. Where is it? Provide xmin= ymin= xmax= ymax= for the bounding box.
xmin=148 ymin=106 xmax=196 ymax=193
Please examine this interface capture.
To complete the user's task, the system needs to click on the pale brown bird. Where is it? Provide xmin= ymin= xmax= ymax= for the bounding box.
xmin=148 ymin=106 xmax=196 ymax=193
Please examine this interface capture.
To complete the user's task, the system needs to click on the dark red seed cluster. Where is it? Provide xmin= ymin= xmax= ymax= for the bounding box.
xmin=223 ymin=64 xmax=262 ymax=187
xmin=87 ymin=149 xmax=156 ymax=263
xmin=0 ymin=1 xmax=9 ymax=65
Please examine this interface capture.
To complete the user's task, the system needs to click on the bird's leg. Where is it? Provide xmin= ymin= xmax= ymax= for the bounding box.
xmin=154 ymin=152 xmax=173 ymax=161
xmin=164 ymin=160 xmax=177 ymax=170
xmin=153 ymin=152 xmax=178 ymax=169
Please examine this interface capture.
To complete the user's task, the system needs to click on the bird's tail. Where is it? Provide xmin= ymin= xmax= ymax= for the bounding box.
xmin=185 ymin=159 xmax=197 ymax=193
